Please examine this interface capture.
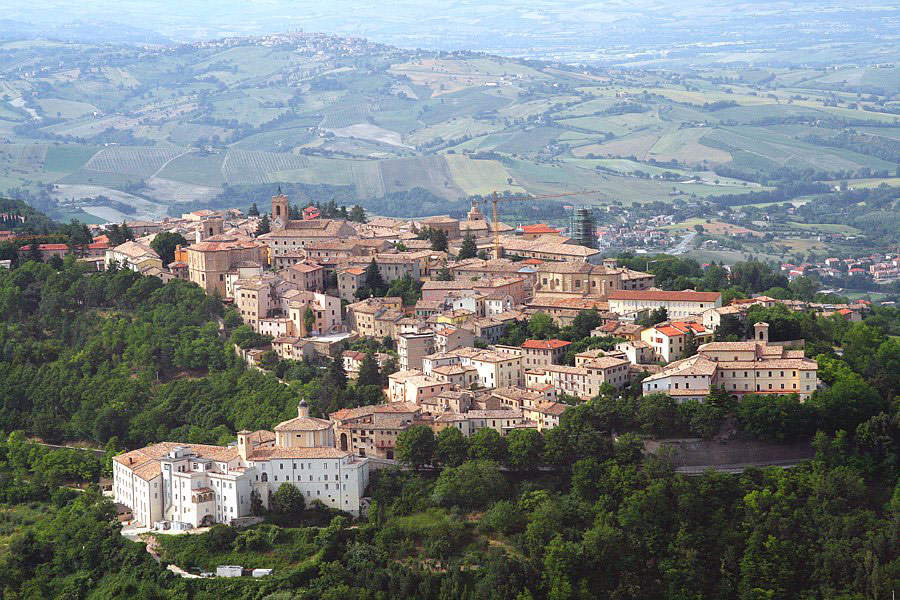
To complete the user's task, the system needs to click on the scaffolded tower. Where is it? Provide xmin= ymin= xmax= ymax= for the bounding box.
xmin=570 ymin=205 xmax=597 ymax=249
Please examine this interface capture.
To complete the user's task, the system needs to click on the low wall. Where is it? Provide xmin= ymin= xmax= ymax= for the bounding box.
xmin=645 ymin=436 xmax=814 ymax=468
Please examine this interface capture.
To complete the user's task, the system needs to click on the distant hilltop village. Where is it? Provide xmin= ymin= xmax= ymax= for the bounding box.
xmin=96 ymin=193 xmax=881 ymax=531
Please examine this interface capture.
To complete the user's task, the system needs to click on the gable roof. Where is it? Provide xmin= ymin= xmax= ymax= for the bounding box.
xmin=608 ymin=290 xmax=721 ymax=302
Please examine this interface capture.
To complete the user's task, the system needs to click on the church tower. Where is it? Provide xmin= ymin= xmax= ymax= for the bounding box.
xmin=271 ymin=189 xmax=289 ymax=230
xmin=467 ymin=199 xmax=485 ymax=222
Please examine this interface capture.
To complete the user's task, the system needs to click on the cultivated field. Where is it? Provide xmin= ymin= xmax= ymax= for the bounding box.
xmin=221 ymin=149 xmax=311 ymax=185
xmin=84 ymin=146 xmax=185 ymax=177
xmin=1 ymin=38 xmax=898 ymax=222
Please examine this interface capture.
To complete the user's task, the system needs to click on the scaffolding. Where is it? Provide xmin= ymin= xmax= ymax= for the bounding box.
xmin=570 ymin=205 xmax=597 ymax=249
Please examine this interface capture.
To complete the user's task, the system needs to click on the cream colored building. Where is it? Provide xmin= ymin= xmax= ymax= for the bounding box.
xmin=640 ymin=321 xmax=714 ymax=363
xmin=105 ymin=240 xmax=162 ymax=272
xmin=525 ymin=355 xmax=631 ymax=400
xmin=278 ymin=261 xmax=325 ymax=292
xmin=533 ymin=261 xmax=654 ymax=301
xmin=330 ymin=403 xmax=423 ymax=460
xmin=520 ymin=339 xmax=571 ymax=367
xmin=608 ymin=289 xmax=722 ymax=319
xmin=346 ymin=297 xmax=404 ymax=337
xmin=642 ymin=334 xmax=819 ymax=401
xmin=398 ymin=332 xmax=436 ymax=371
xmin=423 ymin=348 xmax=523 ymax=390
xmin=387 ymin=370 xmax=454 ymax=404
xmin=113 ymin=402 xmax=370 ymax=527
xmin=186 ymin=235 xmax=267 ymax=296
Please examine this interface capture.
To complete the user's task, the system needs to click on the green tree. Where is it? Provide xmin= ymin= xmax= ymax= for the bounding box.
xmin=640 ymin=307 xmax=668 ymax=327
xmin=356 ymin=352 xmax=381 ymax=388
xmin=479 ymin=499 xmax=526 ymax=535
xmin=150 ymin=231 xmax=188 ymax=265
xmin=303 ymin=306 xmax=315 ymax=334
xmin=458 ymin=232 xmax=478 ymax=259
xmin=248 ymin=202 xmax=260 ymax=216
xmin=468 ymin=427 xmax=508 ymax=462
xmin=255 ymin=214 xmax=271 ymax=236
xmin=681 ymin=330 xmax=699 ymax=358
xmin=570 ymin=309 xmax=601 ymax=340
xmin=434 ymin=266 xmax=454 ymax=281
xmin=363 ymin=258 xmax=387 ymax=296
xmin=528 ymin=312 xmax=558 ymax=339
xmin=396 ymin=425 xmax=435 ymax=470
xmin=736 ymin=394 xmax=816 ymax=441
xmin=810 ymin=374 xmax=888 ymax=433
xmin=271 ymin=482 xmax=306 ymax=515
xmin=430 ymin=228 xmax=448 ymax=252
xmin=505 ymin=428 xmax=544 ymax=471
xmin=434 ymin=426 xmax=469 ymax=468
xmin=636 ymin=393 xmax=684 ymax=437
xmin=26 ymin=242 xmax=42 ymax=263
xmin=348 ymin=205 xmax=367 ymax=223
xmin=432 ymin=459 xmax=508 ymax=509
xmin=326 ymin=356 xmax=348 ymax=390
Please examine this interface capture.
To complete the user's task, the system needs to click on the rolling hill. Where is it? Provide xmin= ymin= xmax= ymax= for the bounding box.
xmin=0 ymin=32 xmax=898 ymax=221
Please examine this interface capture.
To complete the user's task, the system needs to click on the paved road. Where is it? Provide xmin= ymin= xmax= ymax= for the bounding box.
xmin=676 ymin=459 xmax=803 ymax=475
xmin=671 ymin=231 xmax=697 ymax=255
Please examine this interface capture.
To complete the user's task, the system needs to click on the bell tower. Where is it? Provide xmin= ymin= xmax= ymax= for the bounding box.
xmin=467 ymin=199 xmax=485 ymax=222
xmin=754 ymin=322 xmax=769 ymax=343
xmin=271 ymin=188 xmax=289 ymax=230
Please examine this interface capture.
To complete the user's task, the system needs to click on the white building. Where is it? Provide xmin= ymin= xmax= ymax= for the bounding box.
xmin=113 ymin=402 xmax=370 ymax=528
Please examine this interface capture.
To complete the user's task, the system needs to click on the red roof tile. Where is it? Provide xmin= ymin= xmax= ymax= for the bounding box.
xmin=522 ymin=339 xmax=571 ymax=350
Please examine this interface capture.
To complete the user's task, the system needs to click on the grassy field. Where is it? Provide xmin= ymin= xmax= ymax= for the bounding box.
xmin=156 ymin=151 xmax=226 ymax=186
xmin=446 ymin=154 xmax=524 ymax=195
xmin=35 ymin=98 xmax=98 ymax=119
xmin=786 ymin=221 xmax=862 ymax=235
xmin=43 ymin=145 xmax=100 ymax=172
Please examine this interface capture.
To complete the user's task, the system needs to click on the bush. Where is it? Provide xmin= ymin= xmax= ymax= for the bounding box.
xmin=432 ymin=460 xmax=509 ymax=510
xmin=479 ymin=500 xmax=526 ymax=535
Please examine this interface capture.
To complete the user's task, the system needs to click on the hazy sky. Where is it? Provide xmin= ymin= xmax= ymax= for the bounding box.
xmin=3 ymin=0 xmax=897 ymax=63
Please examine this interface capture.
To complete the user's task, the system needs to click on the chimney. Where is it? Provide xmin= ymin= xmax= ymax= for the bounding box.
xmin=754 ymin=322 xmax=769 ymax=343
xmin=298 ymin=399 xmax=309 ymax=418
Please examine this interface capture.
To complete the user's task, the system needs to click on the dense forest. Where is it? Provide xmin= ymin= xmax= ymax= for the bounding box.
xmin=0 ymin=257 xmax=896 ymax=599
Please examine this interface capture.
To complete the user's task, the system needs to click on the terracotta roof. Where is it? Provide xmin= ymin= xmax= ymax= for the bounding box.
xmin=609 ymin=290 xmax=721 ymax=302
xmin=467 ymin=409 xmax=523 ymax=419
xmin=373 ymin=402 xmax=420 ymax=413
xmin=522 ymin=339 xmax=571 ymax=350
xmin=248 ymin=447 xmax=350 ymax=460
xmin=290 ymin=262 xmax=323 ymax=273
xmin=273 ymin=415 xmax=331 ymax=432
xmin=533 ymin=401 xmax=568 ymax=416
xmin=520 ymin=224 xmax=561 ymax=234
xmin=21 ymin=243 xmax=69 ymax=251
xmin=697 ymin=341 xmax=759 ymax=352
xmin=717 ymin=359 xmax=818 ymax=369
xmin=643 ymin=355 xmax=719 ymax=382
xmin=583 ymin=356 xmax=630 ymax=370
xmin=189 ymin=237 xmax=263 ymax=252
xmin=113 ymin=442 xmax=240 ymax=478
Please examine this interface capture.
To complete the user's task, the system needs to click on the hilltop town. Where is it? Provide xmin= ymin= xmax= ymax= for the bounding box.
xmin=23 ymin=193 xmax=886 ymax=531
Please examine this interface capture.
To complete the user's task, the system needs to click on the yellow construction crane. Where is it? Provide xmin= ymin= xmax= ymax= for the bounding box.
xmin=483 ymin=189 xmax=603 ymax=259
